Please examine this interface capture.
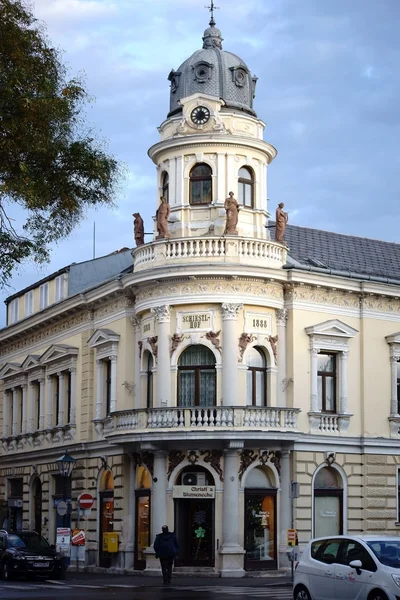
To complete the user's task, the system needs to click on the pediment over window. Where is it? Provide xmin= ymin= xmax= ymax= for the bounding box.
xmin=0 ymin=362 xmax=22 ymax=379
xmin=386 ymin=333 xmax=400 ymax=345
xmin=21 ymin=355 xmax=41 ymax=370
xmin=305 ymin=319 xmax=358 ymax=339
xmin=40 ymin=344 xmax=78 ymax=365
xmin=87 ymin=329 xmax=120 ymax=349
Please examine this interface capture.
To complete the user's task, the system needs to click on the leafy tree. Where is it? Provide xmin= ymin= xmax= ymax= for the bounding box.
xmin=0 ymin=0 xmax=121 ymax=286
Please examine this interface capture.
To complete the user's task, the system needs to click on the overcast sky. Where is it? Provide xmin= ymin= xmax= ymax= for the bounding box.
xmin=2 ymin=0 xmax=400 ymax=324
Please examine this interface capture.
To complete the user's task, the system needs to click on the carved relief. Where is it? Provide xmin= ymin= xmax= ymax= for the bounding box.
xmin=238 ymin=449 xmax=257 ymax=481
xmin=239 ymin=448 xmax=281 ymax=481
xmin=276 ymin=308 xmax=288 ymax=325
xmin=167 ymin=450 xmax=186 ymax=477
xmin=138 ymin=451 xmax=154 ymax=478
xmin=259 ymin=449 xmax=281 ymax=475
xmin=238 ymin=333 xmax=256 ymax=362
xmin=221 ymin=303 xmax=243 ymax=320
xmin=147 ymin=336 xmax=158 ymax=359
xmin=138 ymin=341 xmax=143 ymax=359
xmin=268 ymin=335 xmax=278 ymax=365
xmin=151 ymin=305 xmax=170 ymax=323
xmin=170 ymin=333 xmax=185 ymax=357
xmin=203 ymin=330 xmax=221 ymax=352
xmin=203 ymin=450 xmax=223 ymax=481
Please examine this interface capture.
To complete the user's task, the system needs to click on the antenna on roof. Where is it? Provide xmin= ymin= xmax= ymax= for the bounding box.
xmin=93 ymin=221 xmax=96 ymax=259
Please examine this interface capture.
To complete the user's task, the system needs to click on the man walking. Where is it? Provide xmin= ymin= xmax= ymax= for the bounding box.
xmin=153 ymin=525 xmax=179 ymax=585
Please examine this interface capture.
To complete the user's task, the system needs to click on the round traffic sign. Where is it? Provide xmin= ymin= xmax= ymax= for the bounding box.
xmin=78 ymin=493 xmax=94 ymax=509
xmin=56 ymin=500 xmax=68 ymax=516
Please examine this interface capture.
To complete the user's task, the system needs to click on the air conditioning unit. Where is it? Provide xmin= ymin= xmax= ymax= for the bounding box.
xmin=182 ymin=472 xmax=206 ymax=486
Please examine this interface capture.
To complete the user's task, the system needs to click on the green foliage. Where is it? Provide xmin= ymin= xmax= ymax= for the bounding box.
xmin=0 ymin=0 xmax=121 ymax=286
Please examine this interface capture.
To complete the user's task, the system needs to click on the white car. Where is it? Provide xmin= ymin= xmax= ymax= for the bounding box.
xmin=293 ymin=535 xmax=400 ymax=600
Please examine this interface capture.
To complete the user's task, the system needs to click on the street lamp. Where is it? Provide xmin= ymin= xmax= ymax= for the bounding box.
xmin=55 ymin=453 xmax=76 ymax=527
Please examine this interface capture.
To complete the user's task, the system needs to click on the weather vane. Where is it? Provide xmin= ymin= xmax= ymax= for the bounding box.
xmin=205 ymin=1 xmax=219 ymax=25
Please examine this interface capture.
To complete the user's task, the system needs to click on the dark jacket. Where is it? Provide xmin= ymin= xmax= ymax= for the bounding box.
xmin=153 ymin=531 xmax=179 ymax=560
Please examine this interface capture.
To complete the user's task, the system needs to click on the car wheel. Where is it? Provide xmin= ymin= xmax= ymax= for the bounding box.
xmin=293 ymin=585 xmax=311 ymax=600
xmin=368 ymin=592 xmax=388 ymax=600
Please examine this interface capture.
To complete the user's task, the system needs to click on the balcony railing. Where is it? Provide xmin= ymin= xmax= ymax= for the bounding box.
xmin=132 ymin=236 xmax=287 ymax=272
xmin=102 ymin=406 xmax=300 ymax=436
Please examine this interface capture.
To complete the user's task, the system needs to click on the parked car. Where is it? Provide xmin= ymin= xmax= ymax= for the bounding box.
xmin=0 ymin=530 xmax=66 ymax=581
xmin=293 ymin=534 xmax=400 ymax=600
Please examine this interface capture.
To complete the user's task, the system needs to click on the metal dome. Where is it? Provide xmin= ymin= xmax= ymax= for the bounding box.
xmin=167 ymin=20 xmax=258 ymax=118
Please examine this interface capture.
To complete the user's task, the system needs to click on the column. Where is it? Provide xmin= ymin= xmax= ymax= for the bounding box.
xmin=46 ymin=375 xmax=53 ymax=428
xmin=390 ymin=355 xmax=399 ymax=416
xmin=110 ymin=355 xmax=118 ymax=413
xmin=310 ymin=347 xmax=319 ymax=411
xmin=11 ymin=387 xmax=19 ymax=436
xmin=151 ymin=451 xmax=167 ymax=541
xmin=276 ymin=309 xmax=288 ymax=407
xmin=124 ymin=453 xmax=136 ymax=569
xmin=220 ymin=448 xmax=245 ymax=577
xmin=21 ymin=383 xmax=28 ymax=434
xmin=279 ymin=450 xmax=291 ymax=562
xmin=69 ymin=367 xmax=77 ymax=423
xmin=339 ymin=351 xmax=348 ymax=414
xmin=28 ymin=381 xmax=35 ymax=433
xmin=221 ymin=303 xmax=242 ymax=406
xmin=57 ymin=372 xmax=65 ymax=426
xmin=132 ymin=317 xmax=142 ymax=409
xmin=3 ymin=390 xmax=10 ymax=437
xmin=151 ymin=305 xmax=171 ymax=407
xmin=95 ymin=359 xmax=103 ymax=419
xmin=38 ymin=377 xmax=45 ymax=430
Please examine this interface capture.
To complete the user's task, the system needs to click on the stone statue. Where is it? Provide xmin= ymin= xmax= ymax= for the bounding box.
xmin=156 ymin=196 xmax=170 ymax=239
xmin=224 ymin=192 xmax=239 ymax=235
xmin=268 ymin=334 xmax=278 ymax=365
xmin=238 ymin=333 xmax=256 ymax=362
xmin=148 ymin=336 xmax=158 ymax=359
xmin=275 ymin=202 xmax=288 ymax=243
xmin=133 ymin=212 xmax=144 ymax=247
xmin=204 ymin=330 xmax=221 ymax=351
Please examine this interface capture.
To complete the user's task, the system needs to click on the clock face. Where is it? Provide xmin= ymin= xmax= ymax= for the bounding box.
xmin=191 ymin=106 xmax=211 ymax=125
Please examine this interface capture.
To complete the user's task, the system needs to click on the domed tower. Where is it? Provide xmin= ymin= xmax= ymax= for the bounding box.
xmin=148 ymin=11 xmax=277 ymax=241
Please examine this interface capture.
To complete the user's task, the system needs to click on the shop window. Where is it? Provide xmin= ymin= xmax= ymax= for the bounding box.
xmin=317 ymin=353 xmax=337 ymax=412
xmin=189 ymin=163 xmax=212 ymax=205
xmin=178 ymin=345 xmax=216 ymax=407
xmin=161 ymin=171 xmax=169 ymax=202
xmin=313 ymin=467 xmax=343 ymax=538
xmin=238 ymin=166 xmax=254 ymax=207
xmin=246 ymin=347 xmax=267 ymax=406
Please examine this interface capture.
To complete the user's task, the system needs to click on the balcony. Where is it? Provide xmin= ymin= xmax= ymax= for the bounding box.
xmin=100 ymin=406 xmax=300 ymax=438
xmin=132 ymin=236 xmax=287 ymax=272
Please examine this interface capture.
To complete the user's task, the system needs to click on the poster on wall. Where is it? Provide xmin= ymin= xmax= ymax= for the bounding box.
xmin=56 ymin=527 xmax=71 ymax=558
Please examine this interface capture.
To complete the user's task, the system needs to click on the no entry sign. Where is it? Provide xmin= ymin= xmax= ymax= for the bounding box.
xmin=78 ymin=493 xmax=94 ymax=510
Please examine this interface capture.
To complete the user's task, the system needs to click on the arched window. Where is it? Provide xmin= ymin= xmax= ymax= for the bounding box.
xmin=238 ymin=166 xmax=254 ymax=207
xmin=189 ymin=163 xmax=212 ymax=205
xmin=146 ymin=353 xmax=153 ymax=409
xmin=314 ymin=467 xmax=343 ymax=537
xmin=161 ymin=171 xmax=169 ymax=202
xmin=178 ymin=345 xmax=216 ymax=407
xmin=246 ymin=347 xmax=267 ymax=406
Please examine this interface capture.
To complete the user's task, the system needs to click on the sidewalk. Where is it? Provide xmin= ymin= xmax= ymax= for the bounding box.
xmin=64 ymin=570 xmax=292 ymax=588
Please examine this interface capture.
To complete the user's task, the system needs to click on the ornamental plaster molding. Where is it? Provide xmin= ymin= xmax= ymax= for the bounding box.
xmin=221 ymin=303 xmax=243 ymax=320
xmin=151 ymin=305 xmax=171 ymax=323
xmin=276 ymin=308 xmax=288 ymax=325
xmin=285 ymin=286 xmax=360 ymax=309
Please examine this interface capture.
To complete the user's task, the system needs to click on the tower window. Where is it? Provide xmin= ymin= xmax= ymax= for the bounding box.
xmin=162 ymin=171 xmax=169 ymax=203
xmin=238 ymin=167 xmax=254 ymax=208
xmin=189 ymin=163 xmax=212 ymax=205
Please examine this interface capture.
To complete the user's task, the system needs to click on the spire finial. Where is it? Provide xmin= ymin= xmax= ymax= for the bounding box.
xmin=205 ymin=1 xmax=219 ymax=26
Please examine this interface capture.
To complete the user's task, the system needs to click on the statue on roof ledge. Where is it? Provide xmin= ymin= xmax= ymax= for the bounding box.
xmin=133 ymin=212 xmax=144 ymax=247
xmin=275 ymin=202 xmax=288 ymax=243
xmin=156 ymin=196 xmax=170 ymax=239
xmin=224 ymin=191 xmax=239 ymax=235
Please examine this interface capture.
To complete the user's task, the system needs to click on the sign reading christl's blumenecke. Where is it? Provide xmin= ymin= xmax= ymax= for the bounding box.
xmin=177 ymin=310 xmax=214 ymax=332
xmin=172 ymin=485 xmax=215 ymax=499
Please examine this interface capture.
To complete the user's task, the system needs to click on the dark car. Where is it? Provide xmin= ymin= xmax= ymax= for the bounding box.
xmin=0 ymin=530 xmax=66 ymax=581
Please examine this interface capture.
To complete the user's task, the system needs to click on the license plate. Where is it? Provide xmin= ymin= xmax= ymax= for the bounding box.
xmin=33 ymin=562 xmax=49 ymax=567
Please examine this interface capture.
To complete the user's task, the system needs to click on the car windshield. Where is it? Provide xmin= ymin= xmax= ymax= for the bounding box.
xmin=7 ymin=533 xmax=50 ymax=551
xmin=367 ymin=541 xmax=400 ymax=568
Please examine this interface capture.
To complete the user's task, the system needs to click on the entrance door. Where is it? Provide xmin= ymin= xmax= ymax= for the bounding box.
xmin=244 ymin=489 xmax=277 ymax=570
xmin=33 ymin=479 xmax=42 ymax=536
xmin=134 ymin=491 xmax=151 ymax=570
xmin=99 ymin=491 xmax=114 ymax=568
xmin=175 ymin=499 xmax=214 ymax=566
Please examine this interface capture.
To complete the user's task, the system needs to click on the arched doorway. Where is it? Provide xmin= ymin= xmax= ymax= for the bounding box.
xmin=244 ymin=466 xmax=277 ymax=570
xmin=99 ymin=470 xmax=114 ymax=568
xmin=32 ymin=477 xmax=42 ymax=536
xmin=134 ymin=466 xmax=151 ymax=570
xmin=174 ymin=466 xmax=215 ymax=567
xmin=313 ymin=466 xmax=343 ymax=537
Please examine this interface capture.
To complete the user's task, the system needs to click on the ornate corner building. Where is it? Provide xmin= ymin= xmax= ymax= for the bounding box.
xmin=1 ymin=13 xmax=400 ymax=577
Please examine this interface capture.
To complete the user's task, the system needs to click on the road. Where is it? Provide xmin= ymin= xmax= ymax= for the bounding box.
xmin=0 ymin=580 xmax=293 ymax=600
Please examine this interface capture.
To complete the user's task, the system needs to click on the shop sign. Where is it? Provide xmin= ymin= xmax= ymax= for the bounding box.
xmin=177 ymin=310 xmax=214 ymax=332
xmin=56 ymin=527 xmax=71 ymax=557
xmin=7 ymin=498 xmax=23 ymax=508
xmin=287 ymin=528 xmax=298 ymax=546
xmin=141 ymin=317 xmax=155 ymax=337
xmin=172 ymin=485 xmax=215 ymax=499
xmin=245 ymin=312 xmax=272 ymax=335
xmin=71 ymin=528 xmax=85 ymax=546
